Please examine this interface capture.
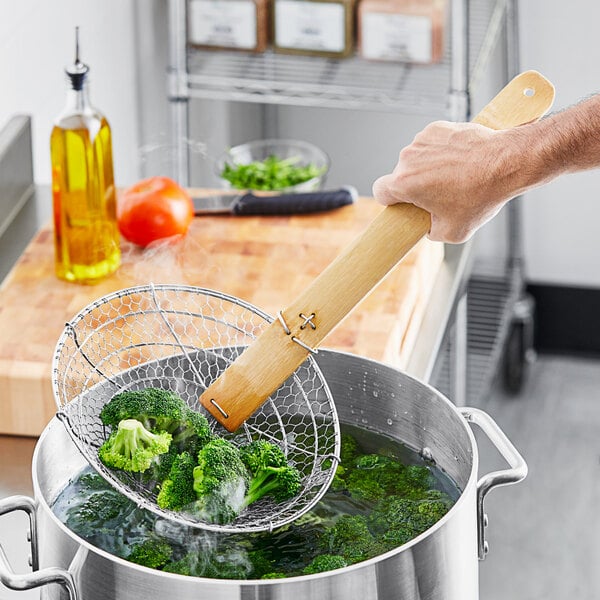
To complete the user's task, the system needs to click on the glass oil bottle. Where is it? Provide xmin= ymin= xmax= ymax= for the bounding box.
xmin=51 ymin=28 xmax=120 ymax=283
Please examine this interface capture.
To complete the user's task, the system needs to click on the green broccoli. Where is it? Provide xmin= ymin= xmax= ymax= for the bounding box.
xmin=193 ymin=438 xmax=249 ymax=524
xmin=302 ymin=554 xmax=347 ymax=574
xmin=162 ymin=555 xmax=194 ymax=576
xmin=65 ymin=489 xmax=133 ymax=539
xmin=149 ymin=444 xmax=180 ymax=483
xmin=320 ymin=515 xmax=385 ymax=564
xmin=239 ymin=439 xmax=287 ymax=472
xmin=329 ymin=464 xmax=348 ymax=492
xmin=157 ymin=451 xmax=197 ymax=510
xmin=391 ymin=465 xmax=436 ymax=500
xmin=368 ymin=494 xmax=452 ymax=550
xmin=346 ymin=454 xmax=435 ymax=503
xmin=100 ymin=388 xmax=188 ymax=430
xmin=98 ymin=418 xmax=172 ymax=472
xmin=339 ymin=432 xmax=361 ymax=466
xmin=163 ymin=549 xmax=252 ymax=580
xmin=127 ymin=538 xmax=173 ymax=569
xmin=100 ymin=387 xmax=213 ymax=452
xmin=77 ymin=471 xmax=109 ymax=493
xmin=239 ymin=440 xmax=302 ymax=508
xmin=244 ymin=548 xmax=276 ymax=579
xmin=261 ymin=572 xmax=288 ymax=579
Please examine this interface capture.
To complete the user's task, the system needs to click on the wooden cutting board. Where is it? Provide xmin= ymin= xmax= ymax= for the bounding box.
xmin=0 ymin=193 xmax=443 ymax=436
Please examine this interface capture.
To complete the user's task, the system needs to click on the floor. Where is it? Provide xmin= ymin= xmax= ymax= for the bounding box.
xmin=1 ymin=354 xmax=599 ymax=599
xmin=477 ymin=354 xmax=600 ymax=599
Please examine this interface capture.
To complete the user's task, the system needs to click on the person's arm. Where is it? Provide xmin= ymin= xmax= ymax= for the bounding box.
xmin=372 ymin=94 xmax=600 ymax=243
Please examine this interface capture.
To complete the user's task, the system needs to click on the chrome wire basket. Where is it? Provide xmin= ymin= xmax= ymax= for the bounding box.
xmin=52 ymin=284 xmax=340 ymax=533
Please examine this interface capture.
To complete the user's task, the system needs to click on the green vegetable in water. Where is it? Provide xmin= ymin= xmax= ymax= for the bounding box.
xmin=319 ymin=515 xmax=386 ymax=564
xmin=58 ymin=426 xmax=458 ymax=580
xmin=220 ymin=155 xmax=325 ymax=190
xmin=302 ymin=554 xmax=348 ymax=575
xmin=127 ymin=538 xmax=173 ymax=569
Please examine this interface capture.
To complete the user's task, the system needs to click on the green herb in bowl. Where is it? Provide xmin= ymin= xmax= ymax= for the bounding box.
xmin=221 ymin=155 xmax=326 ymax=191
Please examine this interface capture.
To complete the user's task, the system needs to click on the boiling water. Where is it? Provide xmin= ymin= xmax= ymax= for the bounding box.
xmin=52 ymin=424 xmax=460 ymax=579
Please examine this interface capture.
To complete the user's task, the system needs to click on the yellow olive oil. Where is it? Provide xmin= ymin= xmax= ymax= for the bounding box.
xmin=51 ymin=28 xmax=120 ymax=284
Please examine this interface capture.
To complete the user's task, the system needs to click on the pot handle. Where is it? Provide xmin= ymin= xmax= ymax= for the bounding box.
xmin=459 ymin=407 xmax=528 ymax=561
xmin=0 ymin=495 xmax=78 ymax=600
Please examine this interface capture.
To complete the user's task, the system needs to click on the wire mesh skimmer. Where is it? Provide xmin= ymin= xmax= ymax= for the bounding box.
xmin=52 ymin=284 xmax=340 ymax=533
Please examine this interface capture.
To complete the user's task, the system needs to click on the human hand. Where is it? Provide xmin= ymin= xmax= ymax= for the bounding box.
xmin=372 ymin=121 xmax=526 ymax=243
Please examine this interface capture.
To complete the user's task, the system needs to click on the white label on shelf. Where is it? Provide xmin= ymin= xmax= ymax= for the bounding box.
xmin=188 ymin=0 xmax=257 ymax=49
xmin=275 ymin=0 xmax=346 ymax=53
xmin=361 ymin=13 xmax=432 ymax=62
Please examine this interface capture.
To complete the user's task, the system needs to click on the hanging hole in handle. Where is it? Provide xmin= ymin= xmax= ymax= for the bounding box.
xmin=523 ymin=87 xmax=535 ymax=97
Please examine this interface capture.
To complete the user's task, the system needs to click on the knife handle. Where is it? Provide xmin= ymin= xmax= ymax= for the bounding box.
xmin=232 ymin=186 xmax=357 ymax=215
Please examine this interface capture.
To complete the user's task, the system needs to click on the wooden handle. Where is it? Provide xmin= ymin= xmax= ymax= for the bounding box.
xmin=200 ymin=70 xmax=555 ymax=431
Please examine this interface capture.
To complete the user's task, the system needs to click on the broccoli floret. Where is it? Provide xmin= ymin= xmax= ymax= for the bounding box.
xmin=127 ymin=538 xmax=173 ymax=569
xmin=320 ymin=515 xmax=385 ymax=564
xmin=193 ymin=438 xmax=249 ymax=524
xmin=77 ymin=471 xmax=109 ymax=493
xmin=239 ymin=439 xmax=287 ymax=472
xmin=173 ymin=407 xmax=213 ymax=453
xmin=163 ymin=556 xmax=193 ymax=576
xmin=368 ymin=494 xmax=452 ymax=550
xmin=261 ymin=572 xmax=288 ymax=579
xmin=391 ymin=465 xmax=436 ymax=500
xmin=329 ymin=464 xmax=348 ymax=492
xmin=98 ymin=418 xmax=172 ymax=473
xmin=346 ymin=454 xmax=404 ymax=502
xmin=100 ymin=388 xmax=187 ymax=430
xmin=239 ymin=440 xmax=302 ymax=508
xmin=149 ymin=444 xmax=180 ymax=483
xmin=163 ymin=549 xmax=252 ymax=580
xmin=203 ymin=559 xmax=249 ymax=580
xmin=303 ymin=554 xmax=348 ymax=574
xmin=339 ymin=432 xmax=361 ymax=466
xmin=157 ymin=452 xmax=197 ymax=510
xmin=346 ymin=454 xmax=435 ymax=503
xmin=65 ymin=489 xmax=133 ymax=539
xmin=246 ymin=549 xmax=275 ymax=579
xmin=100 ymin=387 xmax=213 ymax=452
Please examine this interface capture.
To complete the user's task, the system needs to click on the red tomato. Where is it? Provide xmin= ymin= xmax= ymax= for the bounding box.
xmin=118 ymin=176 xmax=194 ymax=247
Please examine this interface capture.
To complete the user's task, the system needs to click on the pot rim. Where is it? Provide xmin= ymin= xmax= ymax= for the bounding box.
xmin=33 ymin=367 xmax=479 ymax=585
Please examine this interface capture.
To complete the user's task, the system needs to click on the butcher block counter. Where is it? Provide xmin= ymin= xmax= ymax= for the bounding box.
xmin=0 ymin=188 xmax=471 ymax=437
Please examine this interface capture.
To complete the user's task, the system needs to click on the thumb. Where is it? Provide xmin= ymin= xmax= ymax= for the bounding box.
xmin=372 ymin=174 xmax=406 ymax=206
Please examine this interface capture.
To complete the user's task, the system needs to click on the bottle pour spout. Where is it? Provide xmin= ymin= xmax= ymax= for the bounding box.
xmin=65 ymin=26 xmax=89 ymax=91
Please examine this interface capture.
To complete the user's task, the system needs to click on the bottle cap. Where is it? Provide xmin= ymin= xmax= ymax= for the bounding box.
xmin=65 ymin=26 xmax=89 ymax=91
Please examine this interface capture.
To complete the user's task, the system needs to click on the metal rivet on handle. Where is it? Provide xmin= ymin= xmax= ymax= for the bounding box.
xmin=209 ymin=398 xmax=229 ymax=419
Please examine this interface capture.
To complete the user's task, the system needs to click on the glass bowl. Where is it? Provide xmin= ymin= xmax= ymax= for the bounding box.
xmin=215 ymin=139 xmax=330 ymax=192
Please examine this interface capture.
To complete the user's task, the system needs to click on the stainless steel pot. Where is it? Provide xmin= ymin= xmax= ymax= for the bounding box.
xmin=0 ymin=349 xmax=527 ymax=600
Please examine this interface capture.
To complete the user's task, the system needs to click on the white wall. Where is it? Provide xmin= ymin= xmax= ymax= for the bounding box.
xmin=0 ymin=0 xmax=141 ymax=186
xmin=518 ymin=0 xmax=600 ymax=288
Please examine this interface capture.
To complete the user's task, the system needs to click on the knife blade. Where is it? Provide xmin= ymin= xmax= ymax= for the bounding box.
xmin=192 ymin=186 xmax=357 ymax=216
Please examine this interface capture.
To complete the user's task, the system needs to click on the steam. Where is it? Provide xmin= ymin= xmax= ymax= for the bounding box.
xmin=117 ymin=231 xmax=219 ymax=286
xmin=154 ymin=516 xmax=253 ymax=578
xmin=137 ymin=133 xmax=208 ymax=174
